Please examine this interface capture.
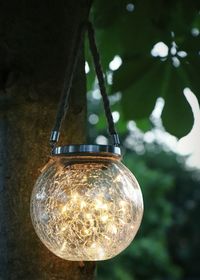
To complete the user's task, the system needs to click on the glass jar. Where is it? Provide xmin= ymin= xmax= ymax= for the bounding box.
xmin=30 ymin=151 xmax=143 ymax=261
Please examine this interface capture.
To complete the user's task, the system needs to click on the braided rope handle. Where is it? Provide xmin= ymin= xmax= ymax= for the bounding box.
xmin=50 ymin=21 xmax=120 ymax=148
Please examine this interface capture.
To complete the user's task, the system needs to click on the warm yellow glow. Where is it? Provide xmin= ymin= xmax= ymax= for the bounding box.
xmin=100 ymin=214 xmax=109 ymax=222
xmin=30 ymin=155 xmax=143 ymax=261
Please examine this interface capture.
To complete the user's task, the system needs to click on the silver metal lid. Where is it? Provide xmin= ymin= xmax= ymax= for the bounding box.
xmin=51 ymin=144 xmax=121 ymax=157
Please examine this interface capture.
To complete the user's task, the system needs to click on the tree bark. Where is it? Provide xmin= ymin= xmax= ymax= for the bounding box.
xmin=0 ymin=1 xmax=95 ymax=279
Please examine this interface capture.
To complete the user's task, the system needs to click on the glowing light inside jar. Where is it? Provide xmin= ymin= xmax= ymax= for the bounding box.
xmin=30 ymin=155 xmax=143 ymax=261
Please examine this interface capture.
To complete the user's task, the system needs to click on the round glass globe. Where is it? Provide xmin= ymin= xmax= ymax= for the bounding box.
xmin=30 ymin=154 xmax=143 ymax=261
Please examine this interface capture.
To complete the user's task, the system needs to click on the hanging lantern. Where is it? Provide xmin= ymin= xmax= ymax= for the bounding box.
xmin=31 ymin=145 xmax=143 ymax=261
xmin=30 ymin=22 xmax=144 ymax=261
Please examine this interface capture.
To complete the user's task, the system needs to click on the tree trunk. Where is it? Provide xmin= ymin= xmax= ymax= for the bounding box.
xmin=0 ymin=1 xmax=96 ymax=279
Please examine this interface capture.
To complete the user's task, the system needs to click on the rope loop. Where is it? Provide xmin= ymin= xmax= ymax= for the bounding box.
xmin=50 ymin=21 xmax=120 ymax=148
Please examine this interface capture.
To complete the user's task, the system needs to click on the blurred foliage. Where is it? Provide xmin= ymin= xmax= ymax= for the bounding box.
xmin=87 ymin=83 xmax=200 ymax=279
xmin=86 ymin=0 xmax=200 ymax=138
xmin=86 ymin=1 xmax=200 ymax=279
xmin=95 ymin=143 xmax=200 ymax=280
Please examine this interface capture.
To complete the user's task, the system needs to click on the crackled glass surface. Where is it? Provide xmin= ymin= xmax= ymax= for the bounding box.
xmin=30 ymin=155 xmax=143 ymax=261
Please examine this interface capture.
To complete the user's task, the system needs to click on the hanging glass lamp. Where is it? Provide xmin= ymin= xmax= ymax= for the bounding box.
xmin=30 ymin=22 xmax=144 ymax=261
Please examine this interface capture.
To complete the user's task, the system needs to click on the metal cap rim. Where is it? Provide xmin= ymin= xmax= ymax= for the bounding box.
xmin=51 ymin=144 xmax=121 ymax=157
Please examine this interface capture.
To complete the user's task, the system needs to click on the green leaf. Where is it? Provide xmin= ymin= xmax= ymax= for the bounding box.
xmin=112 ymin=56 xmax=155 ymax=93
xmin=92 ymin=0 xmax=126 ymax=29
xmin=182 ymin=58 xmax=200 ymax=101
xmin=115 ymin=58 xmax=194 ymax=137
xmin=136 ymin=118 xmax=153 ymax=132
xmin=90 ymin=0 xmax=198 ymax=137
xmin=92 ymin=0 xmax=171 ymax=70
xmin=85 ymin=39 xmax=96 ymax=90
xmin=120 ymin=60 xmax=165 ymax=120
xmin=162 ymin=67 xmax=194 ymax=138
xmin=95 ymin=28 xmax=122 ymax=70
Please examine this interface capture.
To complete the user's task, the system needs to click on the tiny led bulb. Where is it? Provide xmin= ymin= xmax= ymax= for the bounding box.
xmin=80 ymin=201 xmax=86 ymax=209
xmin=30 ymin=153 xmax=143 ymax=261
xmin=100 ymin=214 xmax=109 ymax=222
